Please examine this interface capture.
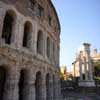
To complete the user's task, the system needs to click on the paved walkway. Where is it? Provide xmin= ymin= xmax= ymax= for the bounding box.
xmin=62 ymin=89 xmax=100 ymax=100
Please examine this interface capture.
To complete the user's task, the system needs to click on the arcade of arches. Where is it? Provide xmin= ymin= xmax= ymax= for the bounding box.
xmin=0 ymin=66 xmax=60 ymax=100
xmin=0 ymin=1 xmax=61 ymax=100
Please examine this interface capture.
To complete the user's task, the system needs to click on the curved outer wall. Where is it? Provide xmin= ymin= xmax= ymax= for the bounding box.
xmin=0 ymin=0 xmax=61 ymax=100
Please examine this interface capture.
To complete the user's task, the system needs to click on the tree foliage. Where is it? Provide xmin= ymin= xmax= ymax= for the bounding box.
xmin=93 ymin=60 xmax=100 ymax=79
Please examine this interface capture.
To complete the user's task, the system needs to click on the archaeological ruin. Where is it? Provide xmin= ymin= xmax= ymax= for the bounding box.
xmin=72 ymin=43 xmax=95 ymax=87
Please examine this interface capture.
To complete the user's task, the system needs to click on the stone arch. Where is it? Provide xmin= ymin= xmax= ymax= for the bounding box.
xmin=37 ymin=30 xmax=43 ymax=55
xmin=46 ymin=73 xmax=50 ymax=100
xmin=35 ymin=71 xmax=42 ymax=100
xmin=18 ymin=69 xmax=29 ymax=100
xmin=47 ymin=37 xmax=50 ymax=58
xmin=2 ymin=9 xmax=16 ymax=44
xmin=0 ymin=66 xmax=7 ymax=100
xmin=23 ymin=21 xmax=32 ymax=48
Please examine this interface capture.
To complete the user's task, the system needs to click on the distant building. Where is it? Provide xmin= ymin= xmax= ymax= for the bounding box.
xmin=91 ymin=49 xmax=100 ymax=62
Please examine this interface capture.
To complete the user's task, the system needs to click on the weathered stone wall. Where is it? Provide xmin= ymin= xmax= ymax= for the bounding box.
xmin=0 ymin=0 xmax=61 ymax=100
xmin=0 ymin=0 xmax=60 ymax=43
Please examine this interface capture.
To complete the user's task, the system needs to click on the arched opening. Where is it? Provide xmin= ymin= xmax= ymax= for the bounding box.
xmin=0 ymin=66 xmax=7 ymax=100
xmin=35 ymin=71 xmax=42 ymax=100
xmin=2 ymin=10 xmax=16 ymax=44
xmin=19 ymin=70 xmax=28 ymax=100
xmin=46 ymin=73 xmax=50 ymax=100
xmin=47 ymin=37 xmax=50 ymax=58
xmin=23 ymin=21 xmax=32 ymax=48
xmin=37 ymin=31 xmax=43 ymax=55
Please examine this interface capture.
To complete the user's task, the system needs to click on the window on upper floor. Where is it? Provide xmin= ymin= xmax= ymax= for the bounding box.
xmin=37 ymin=4 xmax=44 ymax=17
xmin=48 ymin=15 xmax=52 ymax=26
xmin=29 ymin=0 xmax=36 ymax=10
xmin=23 ymin=21 xmax=32 ymax=48
xmin=2 ymin=10 xmax=16 ymax=44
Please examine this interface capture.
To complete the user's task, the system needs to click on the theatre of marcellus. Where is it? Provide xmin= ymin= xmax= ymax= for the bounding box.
xmin=0 ymin=0 xmax=61 ymax=100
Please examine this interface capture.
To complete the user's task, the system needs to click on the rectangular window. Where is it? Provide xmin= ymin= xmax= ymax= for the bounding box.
xmin=37 ymin=5 xmax=44 ymax=17
xmin=48 ymin=15 xmax=52 ymax=25
xmin=30 ymin=0 xmax=35 ymax=5
xmin=29 ymin=0 xmax=36 ymax=10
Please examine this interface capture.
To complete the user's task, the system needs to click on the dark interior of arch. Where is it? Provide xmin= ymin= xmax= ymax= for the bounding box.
xmin=2 ymin=11 xmax=14 ymax=44
xmin=23 ymin=22 xmax=32 ymax=48
xmin=19 ymin=70 xmax=27 ymax=100
xmin=35 ymin=71 xmax=42 ymax=100
xmin=0 ymin=66 xmax=6 ymax=100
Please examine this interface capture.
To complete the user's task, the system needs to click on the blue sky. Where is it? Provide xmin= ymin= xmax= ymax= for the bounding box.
xmin=52 ymin=0 xmax=100 ymax=71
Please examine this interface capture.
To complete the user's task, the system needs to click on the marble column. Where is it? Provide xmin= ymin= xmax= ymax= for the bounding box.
xmin=11 ymin=16 xmax=24 ymax=49
xmin=84 ymin=61 xmax=88 ymax=81
xmin=86 ymin=63 xmax=89 ymax=80
xmin=89 ymin=61 xmax=93 ymax=81
xmin=79 ymin=60 xmax=82 ymax=81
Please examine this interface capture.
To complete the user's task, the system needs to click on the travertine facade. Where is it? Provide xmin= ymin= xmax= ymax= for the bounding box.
xmin=0 ymin=0 xmax=61 ymax=100
xmin=72 ymin=43 xmax=95 ymax=87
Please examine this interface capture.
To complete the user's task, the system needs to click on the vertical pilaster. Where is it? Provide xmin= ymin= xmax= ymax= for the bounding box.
xmin=54 ymin=75 xmax=58 ymax=100
xmin=11 ymin=15 xmax=18 ymax=48
xmin=53 ymin=75 xmax=55 ymax=100
xmin=50 ymin=75 xmax=53 ymax=100
xmin=0 ymin=7 xmax=6 ymax=46
xmin=57 ymin=78 xmax=61 ymax=100
xmin=41 ymin=74 xmax=46 ymax=100
xmin=22 ymin=69 xmax=36 ymax=100
xmin=12 ymin=16 xmax=24 ymax=49
xmin=44 ymin=32 xmax=47 ymax=59
xmin=32 ymin=21 xmax=37 ymax=56
xmin=3 ymin=66 xmax=19 ymax=100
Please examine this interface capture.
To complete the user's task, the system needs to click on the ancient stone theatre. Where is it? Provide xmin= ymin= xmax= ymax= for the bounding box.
xmin=0 ymin=0 xmax=61 ymax=100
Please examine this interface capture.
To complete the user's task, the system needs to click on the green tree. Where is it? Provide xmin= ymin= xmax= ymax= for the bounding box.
xmin=93 ymin=60 xmax=100 ymax=80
